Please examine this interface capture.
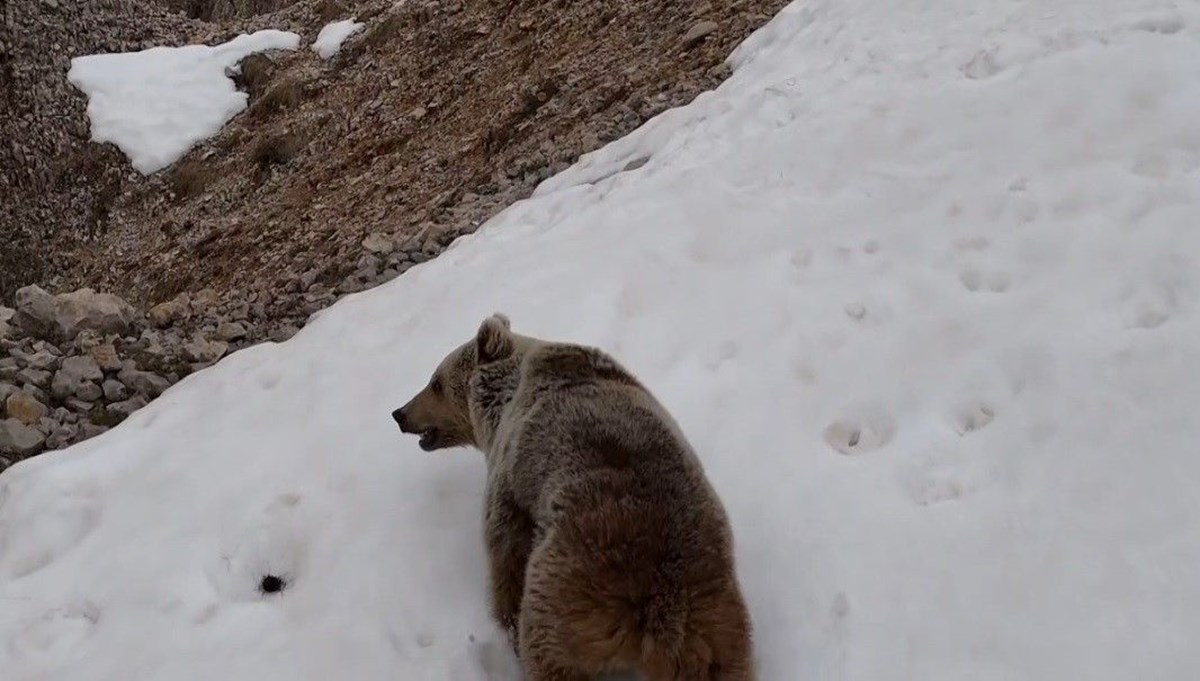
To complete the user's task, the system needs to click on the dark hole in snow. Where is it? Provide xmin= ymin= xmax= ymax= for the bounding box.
xmin=260 ymin=574 xmax=287 ymax=594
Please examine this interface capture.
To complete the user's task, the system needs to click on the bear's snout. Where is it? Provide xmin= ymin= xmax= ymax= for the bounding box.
xmin=392 ymin=407 xmax=411 ymax=432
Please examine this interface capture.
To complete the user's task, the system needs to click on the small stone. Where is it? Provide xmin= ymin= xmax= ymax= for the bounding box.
xmin=66 ymin=398 xmax=95 ymax=413
xmin=362 ymin=232 xmax=395 ymax=255
xmin=0 ymin=382 xmax=17 ymax=404
xmin=76 ymin=381 xmax=103 ymax=402
xmin=61 ymin=355 xmax=103 ymax=382
xmin=5 ymin=391 xmax=48 ymax=425
xmin=52 ymin=356 xmax=103 ymax=399
xmin=89 ymin=343 xmax=122 ymax=372
xmin=17 ymin=368 xmax=51 ymax=389
xmin=337 ymin=278 xmax=365 ymax=295
xmin=107 ymin=395 xmax=148 ymax=420
xmin=149 ymin=293 xmax=191 ymax=328
xmin=184 ymin=335 xmax=228 ymax=363
xmin=191 ymin=289 xmax=220 ymax=313
xmin=681 ymin=20 xmax=718 ymax=49
xmin=300 ymin=269 xmax=321 ymax=290
xmin=80 ymin=422 xmax=109 ymax=439
xmin=269 ymin=325 xmax=299 ymax=343
xmin=36 ymin=417 xmax=58 ymax=436
xmin=73 ymin=329 xmax=105 ymax=352
xmin=409 ymin=106 xmax=427 ymax=120
xmin=216 ymin=321 xmax=248 ymax=342
xmin=21 ymin=385 xmax=49 ymax=405
xmin=118 ymin=365 xmax=171 ymax=398
xmin=0 ymin=418 xmax=46 ymax=457
xmin=23 ymin=350 xmax=60 ymax=371
xmin=102 ymin=379 xmax=129 ymax=401
xmin=46 ymin=422 xmax=79 ymax=450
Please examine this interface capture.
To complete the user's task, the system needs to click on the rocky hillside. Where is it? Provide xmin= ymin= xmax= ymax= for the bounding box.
xmin=1 ymin=0 xmax=787 ymax=465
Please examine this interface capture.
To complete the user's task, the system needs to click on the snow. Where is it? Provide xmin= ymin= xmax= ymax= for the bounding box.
xmin=312 ymin=19 xmax=363 ymax=59
xmin=67 ymin=30 xmax=300 ymax=174
xmin=7 ymin=0 xmax=1200 ymax=678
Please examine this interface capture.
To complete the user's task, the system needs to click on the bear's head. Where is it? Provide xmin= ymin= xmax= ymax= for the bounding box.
xmin=392 ymin=313 xmax=514 ymax=451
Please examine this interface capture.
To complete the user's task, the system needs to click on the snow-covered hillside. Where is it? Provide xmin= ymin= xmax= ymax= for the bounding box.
xmin=68 ymin=30 xmax=300 ymax=174
xmin=5 ymin=0 xmax=1200 ymax=679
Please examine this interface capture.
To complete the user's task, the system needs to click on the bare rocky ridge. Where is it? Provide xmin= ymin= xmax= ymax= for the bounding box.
xmin=1 ymin=0 xmax=787 ymax=466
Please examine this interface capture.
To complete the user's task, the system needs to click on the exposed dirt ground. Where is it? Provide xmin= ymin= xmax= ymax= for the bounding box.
xmin=5 ymin=0 xmax=787 ymax=311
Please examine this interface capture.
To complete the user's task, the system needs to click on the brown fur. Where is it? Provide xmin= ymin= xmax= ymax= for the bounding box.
xmin=393 ymin=315 xmax=754 ymax=680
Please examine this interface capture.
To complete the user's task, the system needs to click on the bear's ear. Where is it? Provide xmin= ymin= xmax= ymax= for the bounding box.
xmin=476 ymin=313 xmax=513 ymax=363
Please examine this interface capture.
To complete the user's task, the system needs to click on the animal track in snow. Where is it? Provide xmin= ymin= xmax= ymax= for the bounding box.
xmin=824 ymin=406 xmax=896 ymax=456
xmin=909 ymin=476 xmax=966 ymax=507
xmin=951 ymin=402 xmax=996 ymax=435
xmin=953 ymin=235 xmax=990 ymax=251
xmin=8 ymin=601 xmax=101 ymax=660
xmin=1131 ymin=14 xmax=1185 ymax=35
xmin=959 ymin=266 xmax=1010 ymax=293
xmin=1123 ymin=283 xmax=1179 ymax=330
xmin=255 ymin=369 xmax=283 ymax=390
xmin=963 ymin=50 xmax=1002 ymax=80
xmin=1 ymin=481 xmax=101 ymax=580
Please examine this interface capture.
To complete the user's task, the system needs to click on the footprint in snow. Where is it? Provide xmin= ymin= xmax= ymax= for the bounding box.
xmin=824 ymin=405 xmax=896 ymax=456
xmin=959 ymin=266 xmax=1010 ymax=293
xmin=8 ymin=601 xmax=101 ymax=660
xmin=951 ymin=401 xmax=996 ymax=436
xmin=0 ymin=480 xmax=101 ymax=580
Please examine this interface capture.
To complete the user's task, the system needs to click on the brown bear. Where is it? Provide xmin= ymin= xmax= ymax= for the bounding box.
xmin=393 ymin=314 xmax=754 ymax=681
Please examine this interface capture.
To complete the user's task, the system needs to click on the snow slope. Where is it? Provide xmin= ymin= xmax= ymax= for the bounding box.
xmin=68 ymin=30 xmax=300 ymax=174
xmin=7 ymin=0 xmax=1200 ymax=678
xmin=312 ymin=19 xmax=363 ymax=59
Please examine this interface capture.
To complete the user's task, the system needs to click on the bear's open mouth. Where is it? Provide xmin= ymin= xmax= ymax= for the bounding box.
xmin=418 ymin=428 xmax=439 ymax=451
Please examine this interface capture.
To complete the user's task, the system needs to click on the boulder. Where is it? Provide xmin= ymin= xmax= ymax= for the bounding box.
xmin=11 ymin=285 xmax=59 ymax=338
xmin=148 ymin=293 xmax=191 ymax=328
xmin=184 ymin=334 xmax=228 ymax=363
xmin=102 ymin=379 xmax=129 ymax=401
xmin=89 ymin=343 xmax=123 ymax=373
xmin=118 ymin=364 xmax=171 ymax=398
xmin=215 ymin=321 xmax=248 ymax=342
xmin=51 ymin=356 xmax=104 ymax=399
xmin=0 ymin=305 xmax=14 ymax=339
xmin=16 ymin=368 xmax=51 ymax=390
xmin=107 ymin=395 xmax=148 ymax=421
xmin=0 ymin=418 xmax=46 ymax=457
xmin=681 ymin=20 xmax=718 ymax=49
xmin=13 ymin=285 xmax=138 ymax=341
xmin=21 ymin=350 xmax=61 ymax=372
xmin=57 ymin=289 xmax=139 ymax=337
xmin=45 ymin=422 xmax=80 ymax=450
xmin=5 ymin=391 xmax=48 ymax=425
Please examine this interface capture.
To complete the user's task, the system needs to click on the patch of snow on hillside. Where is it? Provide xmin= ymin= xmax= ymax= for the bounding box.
xmin=68 ymin=30 xmax=300 ymax=174
xmin=312 ymin=19 xmax=363 ymax=59
xmin=7 ymin=1 xmax=1200 ymax=680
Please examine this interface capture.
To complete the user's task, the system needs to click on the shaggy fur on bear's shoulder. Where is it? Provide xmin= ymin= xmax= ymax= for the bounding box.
xmin=394 ymin=315 xmax=754 ymax=681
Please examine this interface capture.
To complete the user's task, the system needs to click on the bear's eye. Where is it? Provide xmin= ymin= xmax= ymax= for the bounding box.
xmin=430 ymin=377 xmax=443 ymax=393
